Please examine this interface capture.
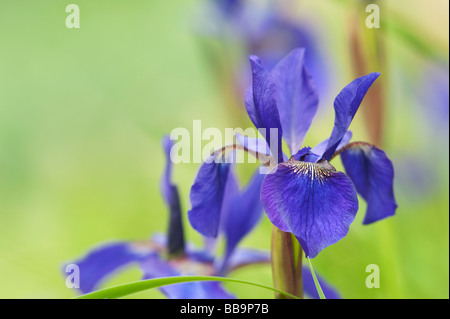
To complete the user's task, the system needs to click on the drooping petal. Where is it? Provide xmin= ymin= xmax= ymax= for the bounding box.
xmin=188 ymin=156 xmax=231 ymax=237
xmin=340 ymin=143 xmax=397 ymax=224
xmin=69 ymin=242 xmax=155 ymax=294
xmin=302 ymin=266 xmax=340 ymax=299
xmin=322 ymin=73 xmax=380 ymax=161
xmin=141 ymin=255 xmax=235 ymax=299
xmin=219 ymin=170 xmax=265 ymax=273
xmin=271 ymin=48 xmax=319 ymax=155
xmin=245 ymin=56 xmax=284 ymax=163
xmin=224 ymin=248 xmax=271 ymax=273
xmin=261 ymin=159 xmax=359 ymax=258
xmin=161 ymin=136 xmax=185 ymax=255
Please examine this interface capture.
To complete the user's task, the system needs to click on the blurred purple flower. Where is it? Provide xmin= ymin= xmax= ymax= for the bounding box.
xmin=199 ymin=0 xmax=330 ymax=96
xmin=66 ymin=136 xmax=339 ymax=298
xmin=188 ymin=48 xmax=397 ymax=258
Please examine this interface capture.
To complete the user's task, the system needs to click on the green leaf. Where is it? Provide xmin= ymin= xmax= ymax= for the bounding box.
xmin=74 ymin=275 xmax=300 ymax=299
xmin=307 ymin=258 xmax=326 ymax=299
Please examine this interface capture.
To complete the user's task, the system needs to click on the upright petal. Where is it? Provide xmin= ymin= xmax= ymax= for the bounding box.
xmin=188 ymin=156 xmax=231 ymax=237
xmin=245 ymin=56 xmax=284 ymax=163
xmin=220 ymin=170 xmax=265 ymax=273
xmin=340 ymin=143 xmax=397 ymax=224
xmin=302 ymin=266 xmax=340 ymax=299
xmin=161 ymin=136 xmax=185 ymax=255
xmin=68 ymin=242 xmax=155 ymax=294
xmin=261 ymin=159 xmax=359 ymax=258
xmin=271 ymin=48 xmax=319 ymax=155
xmin=322 ymin=73 xmax=380 ymax=161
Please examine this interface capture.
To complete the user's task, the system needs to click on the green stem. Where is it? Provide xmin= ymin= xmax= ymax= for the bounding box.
xmin=293 ymin=236 xmax=304 ymax=299
xmin=271 ymin=226 xmax=302 ymax=299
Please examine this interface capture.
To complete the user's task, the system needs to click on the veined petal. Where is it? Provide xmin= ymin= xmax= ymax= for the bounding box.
xmin=220 ymin=170 xmax=265 ymax=273
xmin=161 ymin=136 xmax=185 ymax=255
xmin=245 ymin=56 xmax=283 ymax=163
xmin=141 ymin=255 xmax=235 ymax=299
xmin=302 ymin=266 xmax=340 ymax=299
xmin=271 ymin=48 xmax=319 ymax=155
xmin=69 ymin=242 xmax=155 ymax=294
xmin=188 ymin=157 xmax=231 ymax=237
xmin=340 ymin=143 xmax=397 ymax=224
xmin=322 ymin=73 xmax=380 ymax=161
xmin=261 ymin=159 xmax=358 ymax=258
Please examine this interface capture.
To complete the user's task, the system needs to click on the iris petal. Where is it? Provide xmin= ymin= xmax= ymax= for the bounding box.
xmin=261 ymin=159 xmax=358 ymax=258
xmin=161 ymin=136 xmax=185 ymax=255
xmin=245 ymin=56 xmax=284 ymax=163
xmin=188 ymin=156 xmax=231 ymax=237
xmin=271 ymin=48 xmax=319 ymax=155
xmin=69 ymin=242 xmax=155 ymax=294
xmin=220 ymin=170 xmax=265 ymax=273
xmin=340 ymin=144 xmax=397 ymax=224
xmin=322 ymin=73 xmax=380 ymax=161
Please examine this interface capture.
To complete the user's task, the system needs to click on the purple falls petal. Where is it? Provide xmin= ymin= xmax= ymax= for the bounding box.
xmin=302 ymin=266 xmax=340 ymax=299
xmin=68 ymin=242 xmax=155 ymax=294
xmin=219 ymin=170 xmax=265 ymax=273
xmin=161 ymin=136 xmax=185 ymax=255
xmin=340 ymin=143 xmax=397 ymax=224
xmin=141 ymin=255 xmax=235 ymax=299
xmin=245 ymin=56 xmax=283 ymax=163
xmin=261 ymin=159 xmax=359 ymax=258
xmin=322 ymin=73 xmax=380 ymax=161
xmin=188 ymin=157 xmax=231 ymax=237
xmin=271 ymin=48 xmax=319 ymax=155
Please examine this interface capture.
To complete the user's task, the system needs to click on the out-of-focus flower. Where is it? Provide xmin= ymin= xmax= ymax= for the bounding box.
xmin=65 ymin=136 xmax=339 ymax=298
xmin=188 ymin=48 xmax=397 ymax=259
xmin=197 ymin=0 xmax=330 ymax=96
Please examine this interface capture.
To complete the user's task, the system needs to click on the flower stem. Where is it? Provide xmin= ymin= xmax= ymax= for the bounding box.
xmin=293 ymin=234 xmax=304 ymax=299
xmin=271 ymin=226 xmax=303 ymax=299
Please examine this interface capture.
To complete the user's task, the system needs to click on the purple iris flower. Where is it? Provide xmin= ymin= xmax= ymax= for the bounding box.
xmin=188 ymin=48 xmax=397 ymax=259
xmin=65 ymin=136 xmax=339 ymax=298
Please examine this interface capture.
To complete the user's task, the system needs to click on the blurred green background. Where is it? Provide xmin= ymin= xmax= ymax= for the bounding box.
xmin=0 ymin=0 xmax=448 ymax=298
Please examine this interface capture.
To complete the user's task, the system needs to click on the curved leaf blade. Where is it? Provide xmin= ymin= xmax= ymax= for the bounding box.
xmin=74 ymin=275 xmax=300 ymax=299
